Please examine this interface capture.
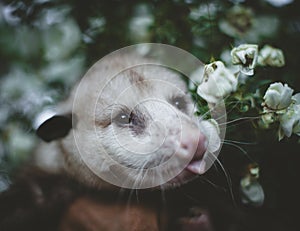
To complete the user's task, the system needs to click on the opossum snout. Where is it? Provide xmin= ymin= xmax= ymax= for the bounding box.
xmin=176 ymin=128 xmax=208 ymax=175
xmin=180 ymin=130 xmax=207 ymax=160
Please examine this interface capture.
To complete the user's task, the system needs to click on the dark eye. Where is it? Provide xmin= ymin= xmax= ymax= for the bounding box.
xmin=113 ymin=110 xmax=146 ymax=135
xmin=113 ymin=112 xmax=131 ymax=125
xmin=171 ymin=96 xmax=187 ymax=111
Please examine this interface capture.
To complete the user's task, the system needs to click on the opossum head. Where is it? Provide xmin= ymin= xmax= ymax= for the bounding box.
xmin=37 ymin=56 xmax=221 ymax=189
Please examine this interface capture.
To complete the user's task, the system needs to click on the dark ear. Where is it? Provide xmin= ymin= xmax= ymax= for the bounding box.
xmin=36 ymin=114 xmax=73 ymax=142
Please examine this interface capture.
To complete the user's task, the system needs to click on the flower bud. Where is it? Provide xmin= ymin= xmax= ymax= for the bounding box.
xmin=258 ymin=45 xmax=285 ymax=67
xmin=263 ymin=82 xmax=293 ymax=110
xmin=231 ymin=44 xmax=258 ymax=75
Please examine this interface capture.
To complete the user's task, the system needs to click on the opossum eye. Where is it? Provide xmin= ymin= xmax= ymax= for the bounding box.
xmin=114 ymin=112 xmax=131 ymax=125
xmin=171 ymin=95 xmax=188 ymax=112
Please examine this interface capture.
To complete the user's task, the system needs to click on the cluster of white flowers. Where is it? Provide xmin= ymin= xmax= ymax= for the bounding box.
xmin=262 ymin=83 xmax=300 ymax=140
xmin=194 ymin=44 xmax=285 ymax=106
xmin=193 ymin=43 xmax=299 ymax=141
xmin=195 ymin=44 xmax=260 ymax=104
xmin=192 ymin=43 xmax=294 ymax=205
xmin=230 ymin=44 xmax=285 ymax=74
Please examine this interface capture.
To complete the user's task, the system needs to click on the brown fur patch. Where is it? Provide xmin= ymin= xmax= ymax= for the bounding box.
xmin=128 ymin=70 xmax=148 ymax=89
xmin=94 ymin=117 xmax=112 ymax=128
xmin=59 ymin=197 xmax=163 ymax=231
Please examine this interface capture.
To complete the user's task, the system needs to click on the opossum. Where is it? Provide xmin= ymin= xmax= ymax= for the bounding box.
xmin=1 ymin=51 xmax=235 ymax=231
xmin=34 ymin=53 xmax=221 ymax=190
xmin=0 ymin=50 xmax=291 ymax=231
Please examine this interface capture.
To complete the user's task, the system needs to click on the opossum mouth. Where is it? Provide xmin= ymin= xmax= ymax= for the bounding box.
xmin=166 ymin=153 xmax=206 ymax=186
xmin=185 ymin=147 xmax=206 ymax=175
xmin=186 ymin=159 xmax=205 ymax=175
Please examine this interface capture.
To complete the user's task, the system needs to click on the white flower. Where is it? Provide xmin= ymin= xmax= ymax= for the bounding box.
xmin=293 ymin=120 xmax=300 ymax=135
xmin=263 ymin=82 xmax=294 ymax=110
xmin=258 ymin=45 xmax=285 ymax=67
xmin=43 ymin=18 xmax=81 ymax=61
xmin=240 ymin=165 xmax=264 ymax=207
xmin=278 ymin=94 xmax=300 ymax=138
xmin=41 ymin=55 xmax=85 ymax=85
xmin=8 ymin=124 xmax=36 ymax=158
xmin=240 ymin=178 xmax=265 ymax=207
xmin=189 ymin=3 xmax=218 ymax=20
xmin=199 ymin=119 xmax=221 ymax=153
xmin=197 ymin=61 xmax=238 ymax=104
xmin=261 ymin=88 xmax=300 ymax=140
xmin=265 ymin=0 xmax=293 ymax=7
xmin=219 ymin=5 xmax=253 ymax=38
xmin=292 ymin=93 xmax=300 ymax=136
xmin=128 ymin=4 xmax=153 ymax=42
xmin=231 ymin=44 xmax=258 ymax=75
xmin=0 ymin=175 xmax=10 ymax=193
xmin=219 ymin=5 xmax=279 ymax=42
xmin=279 ymin=105 xmax=300 ymax=138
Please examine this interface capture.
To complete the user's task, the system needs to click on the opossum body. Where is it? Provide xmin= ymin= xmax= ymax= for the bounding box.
xmin=0 ymin=167 xmax=264 ymax=231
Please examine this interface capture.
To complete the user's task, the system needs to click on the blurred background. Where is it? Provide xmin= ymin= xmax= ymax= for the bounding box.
xmin=0 ymin=0 xmax=299 ymax=229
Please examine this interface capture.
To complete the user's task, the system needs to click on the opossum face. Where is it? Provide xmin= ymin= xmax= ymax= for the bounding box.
xmin=37 ymin=58 xmax=221 ymax=189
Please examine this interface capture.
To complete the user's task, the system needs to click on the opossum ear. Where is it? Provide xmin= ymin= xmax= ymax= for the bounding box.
xmin=36 ymin=114 xmax=73 ymax=142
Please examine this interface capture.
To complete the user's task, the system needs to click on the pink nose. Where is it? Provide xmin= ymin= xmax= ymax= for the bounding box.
xmin=179 ymin=129 xmax=207 ymax=161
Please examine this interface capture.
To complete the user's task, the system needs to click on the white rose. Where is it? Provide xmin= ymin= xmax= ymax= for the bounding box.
xmin=231 ymin=44 xmax=258 ymax=76
xmin=263 ymin=82 xmax=294 ymax=111
xmin=258 ymin=45 xmax=285 ymax=67
xmin=197 ymin=61 xmax=238 ymax=104
xmin=278 ymin=94 xmax=300 ymax=138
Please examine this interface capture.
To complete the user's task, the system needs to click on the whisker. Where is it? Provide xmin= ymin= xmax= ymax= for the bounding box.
xmin=124 ymin=188 xmax=134 ymax=209
xmin=199 ymin=176 xmax=226 ymax=192
xmin=224 ymin=139 xmax=258 ymax=145
xmin=135 ymin=163 xmax=147 ymax=189
xmin=210 ymin=98 xmax=239 ymax=122
xmin=205 ymin=152 xmax=223 ymax=175
xmin=140 ymin=160 xmax=151 ymax=188
xmin=160 ymin=182 xmax=167 ymax=205
xmin=206 ymin=152 xmax=237 ymax=206
xmin=218 ymin=116 xmax=260 ymax=126
xmin=117 ymin=187 xmax=127 ymax=201
xmin=135 ymin=189 xmax=139 ymax=203
xmin=199 ymin=97 xmax=228 ymax=119
xmin=223 ymin=141 xmax=257 ymax=163
xmin=180 ymin=190 xmax=202 ymax=204
xmin=195 ymin=96 xmax=236 ymax=130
